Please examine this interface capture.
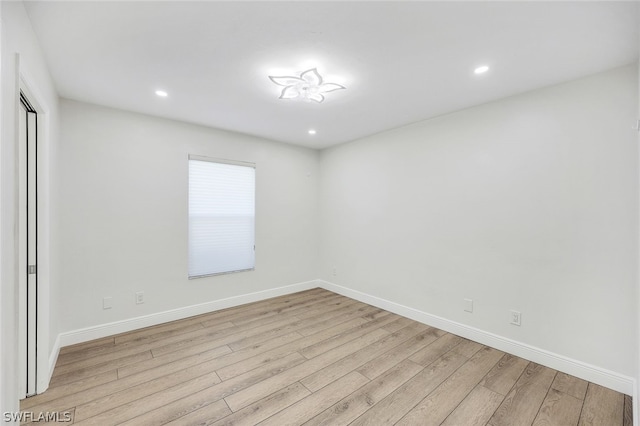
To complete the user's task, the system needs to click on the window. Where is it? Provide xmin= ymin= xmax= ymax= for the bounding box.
xmin=188 ymin=155 xmax=255 ymax=278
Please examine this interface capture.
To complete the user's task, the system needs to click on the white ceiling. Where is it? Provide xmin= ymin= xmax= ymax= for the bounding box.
xmin=24 ymin=1 xmax=639 ymax=149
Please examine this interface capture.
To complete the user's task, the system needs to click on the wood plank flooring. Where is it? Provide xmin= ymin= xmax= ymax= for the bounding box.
xmin=21 ymin=288 xmax=631 ymax=425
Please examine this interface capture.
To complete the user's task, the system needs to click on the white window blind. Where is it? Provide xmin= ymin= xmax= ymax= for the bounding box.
xmin=189 ymin=156 xmax=255 ymax=278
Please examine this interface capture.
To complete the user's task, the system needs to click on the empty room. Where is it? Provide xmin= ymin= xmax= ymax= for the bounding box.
xmin=1 ymin=1 xmax=639 ymax=425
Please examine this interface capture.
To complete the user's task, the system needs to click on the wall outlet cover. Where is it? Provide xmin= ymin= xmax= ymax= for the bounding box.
xmin=510 ymin=310 xmax=521 ymax=326
xmin=103 ymin=297 xmax=113 ymax=310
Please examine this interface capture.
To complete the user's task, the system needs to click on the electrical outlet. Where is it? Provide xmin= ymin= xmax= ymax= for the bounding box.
xmin=332 ymin=267 xmax=337 ymax=276
xmin=464 ymin=298 xmax=473 ymax=313
xmin=103 ymin=297 xmax=112 ymax=310
xmin=510 ymin=310 xmax=521 ymax=326
xmin=135 ymin=291 xmax=144 ymax=305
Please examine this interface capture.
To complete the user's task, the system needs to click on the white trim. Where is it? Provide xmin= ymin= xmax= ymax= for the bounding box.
xmin=42 ymin=334 xmax=61 ymax=394
xmin=58 ymin=280 xmax=318 ymax=347
xmin=318 ymin=280 xmax=635 ymax=396
xmin=633 ymin=378 xmax=638 ymax=426
xmin=634 ymin=54 xmax=640 ymax=426
xmin=51 ymin=278 xmax=635 ymax=397
xmin=188 ymin=154 xmax=255 ymax=168
xmin=18 ymin=64 xmax=53 ymax=397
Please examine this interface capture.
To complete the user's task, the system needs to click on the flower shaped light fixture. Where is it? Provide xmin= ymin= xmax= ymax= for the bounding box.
xmin=269 ymin=68 xmax=345 ymax=103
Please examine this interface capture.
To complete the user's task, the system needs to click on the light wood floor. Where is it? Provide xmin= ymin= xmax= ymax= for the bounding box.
xmin=22 ymin=288 xmax=632 ymax=425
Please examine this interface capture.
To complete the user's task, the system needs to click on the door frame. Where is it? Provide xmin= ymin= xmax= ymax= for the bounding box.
xmin=17 ymin=63 xmax=51 ymax=397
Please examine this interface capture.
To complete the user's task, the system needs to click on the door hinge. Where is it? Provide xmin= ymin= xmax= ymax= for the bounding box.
xmin=28 ymin=265 xmax=36 ymax=274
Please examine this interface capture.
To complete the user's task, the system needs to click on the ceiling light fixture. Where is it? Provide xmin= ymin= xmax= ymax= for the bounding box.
xmin=474 ymin=65 xmax=490 ymax=74
xmin=269 ymin=68 xmax=345 ymax=103
xmin=308 ymin=129 xmax=317 ymax=135
xmin=155 ymin=90 xmax=168 ymax=97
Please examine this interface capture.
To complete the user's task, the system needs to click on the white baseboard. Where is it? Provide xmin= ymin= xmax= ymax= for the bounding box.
xmin=58 ymin=280 xmax=319 ymax=348
xmin=633 ymin=379 xmax=639 ymax=426
xmin=47 ymin=334 xmax=60 ymax=385
xmin=318 ymin=280 xmax=635 ymax=396
xmin=34 ymin=334 xmax=60 ymax=395
xmin=52 ymin=278 xmax=634 ymax=397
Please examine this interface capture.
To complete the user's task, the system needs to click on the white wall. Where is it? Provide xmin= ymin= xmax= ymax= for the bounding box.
xmin=58 ymin=99 xmax=319 ymax=334
xmin=1 ymin=0 xmax=60 ymax=417
xmin=320 ymin=65 xmax=638 ymax=379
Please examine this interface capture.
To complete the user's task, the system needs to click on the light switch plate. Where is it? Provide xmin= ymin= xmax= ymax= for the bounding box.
xmin=103 ymin=297 xmax=113 ymax=310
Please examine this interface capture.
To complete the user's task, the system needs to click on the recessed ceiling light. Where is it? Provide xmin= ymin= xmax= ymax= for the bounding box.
xmin=308 ymin=129 xmax=317 ymax=135
xmin=155 ymin=90 xmax=168 ymax=97
xmin=474 ymin=65 xmax=490 ymax=75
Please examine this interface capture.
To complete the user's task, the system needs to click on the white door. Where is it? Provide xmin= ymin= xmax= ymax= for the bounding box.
xmin=18 ymin=92 xmax=38 ymax=398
